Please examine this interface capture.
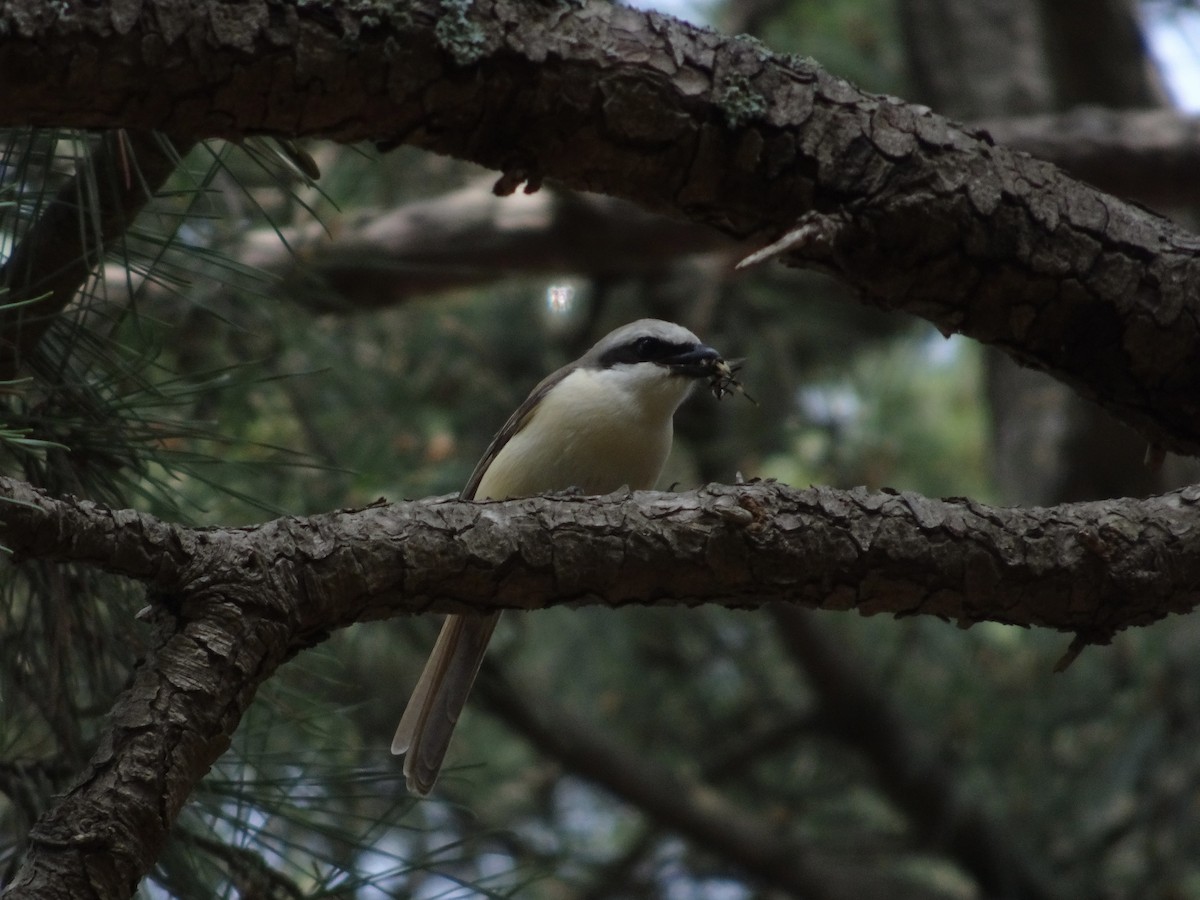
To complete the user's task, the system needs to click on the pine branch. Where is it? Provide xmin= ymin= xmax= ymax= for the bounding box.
xmin=2 ymin=477 xmax=1200 ymax=638
xmin=5 ymin=0 xmax=1200 ymax=453
xmin=470 ymin=662 xmax=833 ymax=899
xmin=980 ymin=108 xmax=1200 ymax=209
xmin=770 ymin=605 xmax=1052 ymax=899
xmin=0 ymin=131 xmax=189 ymax=378
xmin=5 ymin=477 xmax=1200 ymax=894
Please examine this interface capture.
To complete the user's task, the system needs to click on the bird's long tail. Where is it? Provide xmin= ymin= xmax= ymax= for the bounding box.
xmin=392 ymin=612 xmax=500 ymax=795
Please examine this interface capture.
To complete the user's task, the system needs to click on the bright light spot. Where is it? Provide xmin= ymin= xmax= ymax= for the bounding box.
xmin=797 ymin=384 xmax=861 ymax=428
xmin=1143 ymin=2 xmax=1200 ymax=111
xmin=922 ymin=329 xmax=965 ymax=368
xmin=546 ymin=283 xmax=575 ymax=315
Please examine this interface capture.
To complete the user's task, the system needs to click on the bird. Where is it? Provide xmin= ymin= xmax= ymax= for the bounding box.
xmin=392 ymin=318 xmax=732 ymax=795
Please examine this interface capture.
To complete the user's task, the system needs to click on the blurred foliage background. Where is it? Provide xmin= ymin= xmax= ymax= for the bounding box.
xmin=4 ymin=0 xmax=1200 ymax=898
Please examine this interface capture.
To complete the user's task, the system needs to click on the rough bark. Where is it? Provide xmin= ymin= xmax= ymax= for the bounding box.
xmin=5 ymin=1 xmax=1200 ymax=896
xmin=94 ymin=110 xmax=1200 ymax=322
xmin=4 ymin=0 xmax=1200 ymax=455
xmin=5 ymin=472 xmax=1200 ymax=895
xmin=982 ymin=108 xmax=1200 ymax=213
xmin=5 ymin=476 xmax=1200 ymax=640
xmin=897 ymin=0 xmax=1181 ymax=506
xmin=4 ymin=603 xmax=288 ymax=899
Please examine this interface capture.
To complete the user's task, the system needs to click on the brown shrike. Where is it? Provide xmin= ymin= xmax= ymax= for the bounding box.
xmin=392 ymin=319 xmax=732 ymax=794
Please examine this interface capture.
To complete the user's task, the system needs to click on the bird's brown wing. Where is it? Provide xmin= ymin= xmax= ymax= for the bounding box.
xmin=392 ymin=612 xmax=500 ymax=795
xmin=393 ymin=363 xmax=576 ymax=794
xmin=458 ymin=364 xmax=573 ymax=500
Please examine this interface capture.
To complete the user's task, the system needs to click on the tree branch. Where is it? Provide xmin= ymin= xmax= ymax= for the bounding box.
xmin=2 ymin=600 xmax=289 ymax=898
xmin=5 ymin=0 xmax=1200 ymax=453
xmin=232 ymin=182 xmax=736 ymax=313
xmin=471 ymin=662 xmax=834 ymax=899
xmin=4 ymin=474 xmax=1200 ymax=894
xmin=3 ymin=476 xmax=1200 ymax=646
xmin=771 ymin=606 xmax=1052 ymax=899
xmin=981 ymin=107 xmax=1200 ymax=211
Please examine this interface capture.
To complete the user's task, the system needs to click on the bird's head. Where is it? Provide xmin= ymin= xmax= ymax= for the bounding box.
xmin=591 ymin=319 xmax=721 ymax=375
xmin=580 ymin=319 xmax=742 ymax=416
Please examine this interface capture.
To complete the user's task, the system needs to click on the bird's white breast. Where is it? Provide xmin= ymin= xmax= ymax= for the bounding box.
xmin=474 ymin=365 xmax=695 ymax=500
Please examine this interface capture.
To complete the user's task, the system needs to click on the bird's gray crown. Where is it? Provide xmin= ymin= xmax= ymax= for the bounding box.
xmin=587 ymin=319 xmax=709 ymax=370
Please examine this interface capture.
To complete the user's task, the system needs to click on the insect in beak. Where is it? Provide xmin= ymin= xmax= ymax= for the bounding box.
xmin=709 ymin=358 xmax=756 ymax=404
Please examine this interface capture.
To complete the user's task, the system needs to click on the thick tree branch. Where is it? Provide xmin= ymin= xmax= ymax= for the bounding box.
xmin=7 ymin=4 xmax=1200 ymax=893
xmin=5 ymin=473 xmax=1200 ymax=895
xmin=3 ymin=477 xmax=1200 ymax=640
xmin=2 ymin=599 xmax=289 ymax=899
xmin=5 ymin=0 xmax=1200 ymax=454
xmin=233 ymin=182 xmax=735 ymax=313
xmin=982 ymin=107 xmax=1200 ymax=212
xmin=126 ymin=108 xmax=1200 ymax=319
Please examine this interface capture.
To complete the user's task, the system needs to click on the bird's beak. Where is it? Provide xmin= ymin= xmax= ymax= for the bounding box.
xmin=664 ymin=344 xmax=723 ymax=378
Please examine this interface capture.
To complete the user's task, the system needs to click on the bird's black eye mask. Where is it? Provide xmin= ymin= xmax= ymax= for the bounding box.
xmin=598 ymin=336 xmax=754 ymax=402
xmin=599 ymin=336 xmax=697 ymax=367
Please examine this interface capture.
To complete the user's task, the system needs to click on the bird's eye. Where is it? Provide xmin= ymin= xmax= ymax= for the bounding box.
xmin=634 ymin=337 xmax=665 ymax=358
